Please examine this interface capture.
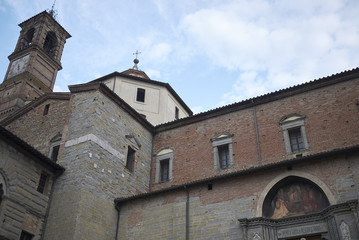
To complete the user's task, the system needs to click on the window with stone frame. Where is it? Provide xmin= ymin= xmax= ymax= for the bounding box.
xmin=136 ymin=88 xmax=145 ymax=102
xmin=280 ymin=113 xmax=309 ymax=155
xmin=160 ymin=158 xmax=170 ymax=182
xmin=37 ymin=172 xmax=48 ymax=194
xmin=20 ymin=230 xmax=33 ymax=240
xmin=126 ymin=146 xmax=136 ymax=172
xmin=211 ymin=132 xmax=234 ymax=170
xmin=155 ymin=148 xmax=173 ymax=183
xmin=49 ymin=132 xmax=62 ymax=162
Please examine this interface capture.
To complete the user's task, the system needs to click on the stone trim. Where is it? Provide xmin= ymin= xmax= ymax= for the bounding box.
xmin=65 ymin=133 xmax=125 ymax=161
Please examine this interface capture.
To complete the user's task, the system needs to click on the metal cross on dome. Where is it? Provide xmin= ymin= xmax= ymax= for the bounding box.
xmin=133 ymin=50 xmax=141 ymax=59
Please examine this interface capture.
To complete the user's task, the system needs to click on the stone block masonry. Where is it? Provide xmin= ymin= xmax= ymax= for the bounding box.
xmin=44 ymin=87 xmax=153 ymax=239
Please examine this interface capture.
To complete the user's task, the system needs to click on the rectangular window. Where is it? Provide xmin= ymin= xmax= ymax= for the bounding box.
xmin=288 ymin=128 xmax=304 ymax=153
xmin=218 ymin=145 xmax=229 ymax=169
xmin=160 ymin=159 xmax=170 ymax=182
xmin=136 ymin=88 xmax=145 ymax=102
xmin=50 ymin=145 xmax=60 ymax=162
xmin=20 ymin=231 xmax=34 ymax=240
xmin=126 ymin=146 xmax=135 ymax=172
xmin=43 ymin=104 xmax=50 ymax=115
xmin=37 ymin=172 xmax=48 ymax=194
xmin=175 ymin=107 xmax=179 ymax=120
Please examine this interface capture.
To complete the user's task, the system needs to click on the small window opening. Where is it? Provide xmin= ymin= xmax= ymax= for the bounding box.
xmin=288 ymin=128 xmax=304 ymax=153
xmin=208 ymin=183 xmax=213 ymax=190
xmin=218 ymin=145 xmax=230 ymax=169
xmin=126 ymin=146 xmax=136 ymax=172
xmin=37 ymin=172 xmax=48 ymax=194
xmin=136 ymin=88 xmax=145 ymax=102
xmin=20 ymin=231 xmax=34 ymax=240
xmin=43 ymin=104 xmax=50 ymax=115
xmin=51 ymin=145 xmax=60 ymax=162
xmin=175 ymin=107 xmax=179 ymax=120
xmin=160 ymin=159 xmax=170 ymax=182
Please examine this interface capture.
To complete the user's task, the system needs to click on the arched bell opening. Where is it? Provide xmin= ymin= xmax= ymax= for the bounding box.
xmin=43 ymin=31 xmax=57 ymax=57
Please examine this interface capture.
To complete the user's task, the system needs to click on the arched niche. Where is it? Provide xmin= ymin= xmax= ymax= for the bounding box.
xmin=262 ymin=176 xmax=330 ymax=219
xmin=43 ymin=31 xmax=57 ymax=57
xmin=0 ymin=171 xmax=7 ymax=205
xmin=256 ymin=171 xmax=336 ymax=217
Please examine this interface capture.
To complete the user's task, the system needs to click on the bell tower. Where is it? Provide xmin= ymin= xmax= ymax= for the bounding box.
xmin=0 ymin=10 xmax=71 ymax=120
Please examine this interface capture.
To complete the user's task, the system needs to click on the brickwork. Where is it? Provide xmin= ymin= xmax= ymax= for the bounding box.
xmin=118 ymin=152 xmax=359 ymax=239
xmin=151 ymin=77 xmax=359 ymax=191
xmin=0 ymin=137 xmax=58 ymax=240
xmin=43 ymin=88 xmax=153 ymax=239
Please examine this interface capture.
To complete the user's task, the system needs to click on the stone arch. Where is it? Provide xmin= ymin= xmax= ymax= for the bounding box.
xmin=154 ymin=147 xmax=174 ymax=156
xmin=0 ymin=170 xmax=8 ymax=205
xmin=256 ymin=171 xmax=336 ymax=217
xmin=43 ymin=31 xmax=57 ymax=57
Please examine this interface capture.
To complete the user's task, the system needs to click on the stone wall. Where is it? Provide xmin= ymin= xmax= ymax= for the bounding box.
xmin=152 ymin=77 xmax=359 ymax=191
xmin=44 ymin=88 xmax=153 ymax=239
xmin=0 ymin=138 xmax=57 ymax=240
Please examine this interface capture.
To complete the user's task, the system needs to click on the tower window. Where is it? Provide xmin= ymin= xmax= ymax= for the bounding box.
xmin=37 ymin=172 xmax=48 ymax=194
xmin=175 ymin=107 xmax=179 ymax=120
xmin=136 ymin=88 xmax=145 ymax=102
xmin=43 ymin=31 xmax=57 ymax=57
xmin=160 ymin=159 xmax=170 ymax=182
xmin=20 ymin=28 xmax=35 ymax=50
xmin=43 ymin=104 xmax=50 ymax=115
xmin=126 ymin=146 xmax=136 ymax=172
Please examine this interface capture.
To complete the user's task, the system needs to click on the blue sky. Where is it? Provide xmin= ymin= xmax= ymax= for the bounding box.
xmin=1 ymin=0 xmax=359 ymax=113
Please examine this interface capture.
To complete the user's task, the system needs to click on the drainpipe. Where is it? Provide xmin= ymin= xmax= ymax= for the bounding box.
xmin=149 ymin=132 xmax=154 ymax=192
xmin=252 ymin=100 xmax=262 ymax=166
xmin=184 ymin=185 xmax=189 ymax=240
xmin=114 ymin=200 xmax=120 ymax=240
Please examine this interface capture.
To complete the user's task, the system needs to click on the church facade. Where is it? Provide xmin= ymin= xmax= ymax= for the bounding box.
xmin=0 ymin=10 xmax=359 ymax=240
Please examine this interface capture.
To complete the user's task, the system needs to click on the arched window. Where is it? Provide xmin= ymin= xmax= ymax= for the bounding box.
xmin=43 ymin=31 xmax=57 ymax=57
xmin=262 ymin=176 xmax=329 ymax=219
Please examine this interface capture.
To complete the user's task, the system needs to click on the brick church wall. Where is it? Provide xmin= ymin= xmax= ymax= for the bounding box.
xmin=151 ymin=77 xmax=359 ymax=191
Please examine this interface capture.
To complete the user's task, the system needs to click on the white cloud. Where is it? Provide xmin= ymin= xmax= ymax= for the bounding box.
xmin=179 ymin=0 xmax=359 ymax=106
